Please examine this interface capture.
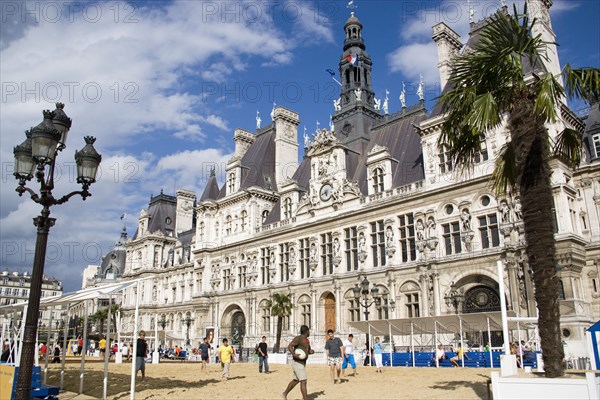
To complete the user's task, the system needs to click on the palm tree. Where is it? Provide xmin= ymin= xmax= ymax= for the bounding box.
xmin=437 ymin=5 xmax=599 ymax=378
xmin=266 ymin=292 xmax=292 ymax=353
xmin=91 ymin=308 xmax=108 ymax=336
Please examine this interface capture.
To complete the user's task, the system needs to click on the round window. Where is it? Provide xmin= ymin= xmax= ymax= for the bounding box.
xmin=445 ymin=204 xmax=454 ymax=215
xmin=165 ymin=217 xmax=172 ymax=225
xmin=481 ymin=195 xmax=490 ymax=206
xmin=562 ymin=328 xmax=571 ymax=338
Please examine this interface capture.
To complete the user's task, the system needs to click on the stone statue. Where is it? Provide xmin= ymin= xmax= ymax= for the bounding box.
xmin=358 ymin=232 xmax=367 ymax=253
xmin=354 ymin=88 xmax=362 ymax=101
xmin=270 ymin=102 xmax=276 ymax=120
xmin=383 ymin=89 xmax=389 ymax=114
xmin=256 ymin=110 xmax=261 ymax=129
xmin=461 ymin=209 xmax=471 ymax=231
xmin=374 ymin=97 xmax=381 ymax=110
xmin=303 ymin=127 xmax=310 ymax=148
xmin=333 ymin=98 xmax=341 ymax=111
xmin=417 ymin=74 xmax=424 ymax=101
xmin=400 ymin=82 xmax=406 ymax=108
xmin=427 ymin=218 xmax=436 ymax=238
xmin=309 ymin=243 xmax=317 ymax=262
xmin=329 ymin=115 xmax=334 ymax=132
xmin=514 ymin=198 xmax=523 ymax=220
xmin=416 ymin=220 xmax=425 ymax=241
xmin=386 ymin=226 xmax=394 ymax=248
xmin=500 ymin=201 xmax=510 ymax=223
xmin=333 ymin=237 xmax=341 ymax=257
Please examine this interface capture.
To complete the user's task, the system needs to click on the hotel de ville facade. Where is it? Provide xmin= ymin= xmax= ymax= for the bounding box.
xmin=118 ymin=1 xmax=600 ymax=357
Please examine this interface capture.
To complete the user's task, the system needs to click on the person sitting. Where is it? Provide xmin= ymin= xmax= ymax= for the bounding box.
xmin=435 ymin=344 xmax=447 ymax=366
xmin=450 ymin=344 xmax=469 ymax=367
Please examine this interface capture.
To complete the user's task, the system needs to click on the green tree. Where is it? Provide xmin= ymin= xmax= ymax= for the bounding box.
xmin=90 ymin=303 xmax=121 ymax=337
xmin=266 ymin=292 xmax=292 ymax=353
xmin=437 ymin=5 xmax=599 ymax=378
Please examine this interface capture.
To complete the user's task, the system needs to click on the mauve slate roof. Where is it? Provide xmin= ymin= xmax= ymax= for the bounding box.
xmin=239 ymin=130 xmax=277 ymax=191
xmin=178 ymin=229 xmax=195 ymax=246
xmin=351 ymin=106 xmax=428 ymax=193
xmin=132 ymin=193 xmax=177 ymax=239
xmin=200 ymin=174 xmax=221 ymax=202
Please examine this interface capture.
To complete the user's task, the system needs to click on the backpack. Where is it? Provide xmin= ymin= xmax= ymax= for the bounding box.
xmin=254 ymin=344 xmax=259 ymax=355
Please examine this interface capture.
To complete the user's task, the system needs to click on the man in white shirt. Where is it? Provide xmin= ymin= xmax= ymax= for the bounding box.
xmin=341 ymin=334 xmax=357 ymax=377
xmin=435 ymin=344 xmax=447 ymax=367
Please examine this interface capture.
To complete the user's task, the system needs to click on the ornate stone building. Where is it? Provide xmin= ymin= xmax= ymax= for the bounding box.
xmin=120 ymin=1 xmax=600 ymax=357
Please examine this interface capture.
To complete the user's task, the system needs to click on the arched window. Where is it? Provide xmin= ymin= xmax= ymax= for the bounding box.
xmin=262 ymin=210 xmax=269 ymax=224
xmin=372 ymin=167 xmax=384 ymax=193
xmin=298 ymin=295 xmax=311 ymax=327
xmin=259 ymin=300 xmax=271 ymax=333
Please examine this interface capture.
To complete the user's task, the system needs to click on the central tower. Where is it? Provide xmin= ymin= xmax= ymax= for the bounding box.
xmin=331 ymin=12 xmax=382 ymax=153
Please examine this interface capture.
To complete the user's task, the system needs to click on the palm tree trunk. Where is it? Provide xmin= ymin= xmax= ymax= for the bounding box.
xmin=509 ymin=98 xmax=564 ymax=378
xmin=274 ymin=316 xmax=283 ymax=353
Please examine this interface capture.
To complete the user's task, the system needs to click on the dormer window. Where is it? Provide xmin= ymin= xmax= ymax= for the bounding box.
xmin=372 ymin=167 xmax=384 ymax=193
xmin=438 ymin=145 xmax=453 ymax=173
xmin=262 ymin=210 xmax=269 ymax=224
xmin=474 ymin=134 xmax=489 ymax=163
xmin=592 ymin=134 xmax=600 ymax=159
xmin=227 ymin=172 xmax=235 ymax=193
xmin=283 ymin=198 xmax=293 ymax=219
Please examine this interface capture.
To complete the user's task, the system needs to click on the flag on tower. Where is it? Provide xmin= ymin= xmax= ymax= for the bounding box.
xmin=346 ymin=54 xmax=359 ymax=67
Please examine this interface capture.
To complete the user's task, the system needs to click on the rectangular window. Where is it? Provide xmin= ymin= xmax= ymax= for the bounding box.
xmin=370 ymin=220 xmax=386 ymax=267
xmin=321 ymin=233 xmax=333 ymax=276
xmin=222 ymin=269 xmax=231 ymax=290
xmin=279 ymin=243 xmax=290 ymax=282
xmin=301 ymin=304 xmax=311 ymax=326
xmin=344 ymin=227 xmax=359 ymax=271
xmin=442 ymin=221 xmax=462 ymax=255
xmin=398 ymin=213 xmax=416 ymax=263
xmin=478 ymin=214 xmax=500 ymax=249
xmin=592 ymin=134 xmax=600 ymax=158
xmin=238 ymin=265 xmax=247 ymax=289
xmin=260 ymin=247 xmax=270 ymax=284
xmin=405 ymin=293 xmax=420 ymax=318
xmin=299 ymin=237 xmax=311 ymax=279
xmin=474 ymin=134 xmax=489 ymax=163
xmin=262 ymin=308 xmax=270 ymax=331
xmin=348 ymin=299 xmax=361 ymax=322
xmin=438 ymin=145 xmax=453 ymax=174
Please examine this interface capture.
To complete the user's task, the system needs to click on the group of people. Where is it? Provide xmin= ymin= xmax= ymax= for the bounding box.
xmin=37 ymin=342 xmax=62 ymax=363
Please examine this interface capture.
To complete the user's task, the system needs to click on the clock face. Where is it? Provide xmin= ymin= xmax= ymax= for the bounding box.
xmin=319 ymin=183 xmax=333 ymax=201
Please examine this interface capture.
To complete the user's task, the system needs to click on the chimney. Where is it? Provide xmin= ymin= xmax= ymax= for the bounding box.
xmin=273 ymin=106 xmax=300 ymax=185
xmin=432 ymin=22 xmax=462 ymax=91
xmin=233 ymin=128 xmax=255 ymax=158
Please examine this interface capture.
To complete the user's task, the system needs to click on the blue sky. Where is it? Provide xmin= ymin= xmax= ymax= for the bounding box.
xmin=1 ymin=0 xmax=598 ymax=292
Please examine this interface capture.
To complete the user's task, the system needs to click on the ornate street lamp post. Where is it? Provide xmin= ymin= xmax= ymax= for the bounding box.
xmin=444 ymin=281 xmax=465 ymax=314
xmin=352 ymin=276 xmax=395 ymax=349
xmin=159 ymin=314 xmax=167 ymax=346
xmin=184 ymin=312 xmax=194 ymax=347
xmin=13 ymin=104 xmax=101 ymax=400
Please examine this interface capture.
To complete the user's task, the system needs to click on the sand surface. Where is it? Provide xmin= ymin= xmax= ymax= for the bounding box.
xmin=45 ymin=359 xmax=492 ymax=399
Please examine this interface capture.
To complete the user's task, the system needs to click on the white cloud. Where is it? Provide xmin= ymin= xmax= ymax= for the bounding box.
xmin=387 ymin=43 xmax=439 ymax=85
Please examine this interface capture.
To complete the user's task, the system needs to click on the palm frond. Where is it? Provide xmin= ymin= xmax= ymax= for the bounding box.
xmin=553 ymin=128 xmax=583 ymax=168
xmin=533 ymin=72 xmax=563 ymax=122
xmin=491 ymin=143 xmax=517 ymax=195
xmin=563 ymin=64 xmax=600 ymax=103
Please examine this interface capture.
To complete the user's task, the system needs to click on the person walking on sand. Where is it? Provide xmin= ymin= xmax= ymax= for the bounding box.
xmin=218 ymin=338 xmax=234 ymax=380
xmin=257 ymin=336 xmax=269 ymax=373
xmin=325 ymin=329 xmax=345 ymax=384
xmin=373 ymin=337 xmax=384 ymax=373
xmin=199 ymin=337 xmax=211 ymax=373
xmin=282 ymin=325 xmax=314 ymax=400
xmin=342 ymin=334 xmax=357 ymax=377
xmin=136 ymin=331 xmax=148 ymax=381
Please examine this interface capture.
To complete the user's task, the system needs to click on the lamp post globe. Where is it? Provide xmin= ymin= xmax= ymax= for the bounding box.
xmin=13 ymin=105 xmax=101 ymax=400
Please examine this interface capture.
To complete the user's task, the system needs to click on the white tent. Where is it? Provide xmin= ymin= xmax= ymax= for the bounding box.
xmin=348 ymin=310 xmax=538 ymax=368
xmin=0 ymin=277 xmax=154 ymax=399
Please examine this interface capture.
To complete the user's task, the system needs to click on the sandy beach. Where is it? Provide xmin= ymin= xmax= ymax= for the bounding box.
xmin=44 ymin=359 xmax=492 ymax=399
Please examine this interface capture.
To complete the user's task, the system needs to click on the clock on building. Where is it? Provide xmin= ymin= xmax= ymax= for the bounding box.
xmin=319 ymin=183 xmax=333 ymax=201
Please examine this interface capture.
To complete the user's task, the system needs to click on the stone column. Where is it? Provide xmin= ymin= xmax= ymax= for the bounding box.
xmin=311 ymin=287 xmax=318 ymax=331
xmin=419 ymin=274 xmax=430 ymax=317
xmin=334 ymin=282 xmax=341 ymax=332
xmin=431 ymin=272 xmax=441 ymax=316
xmin=506 ymin=257 xmax=520 ymax=312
